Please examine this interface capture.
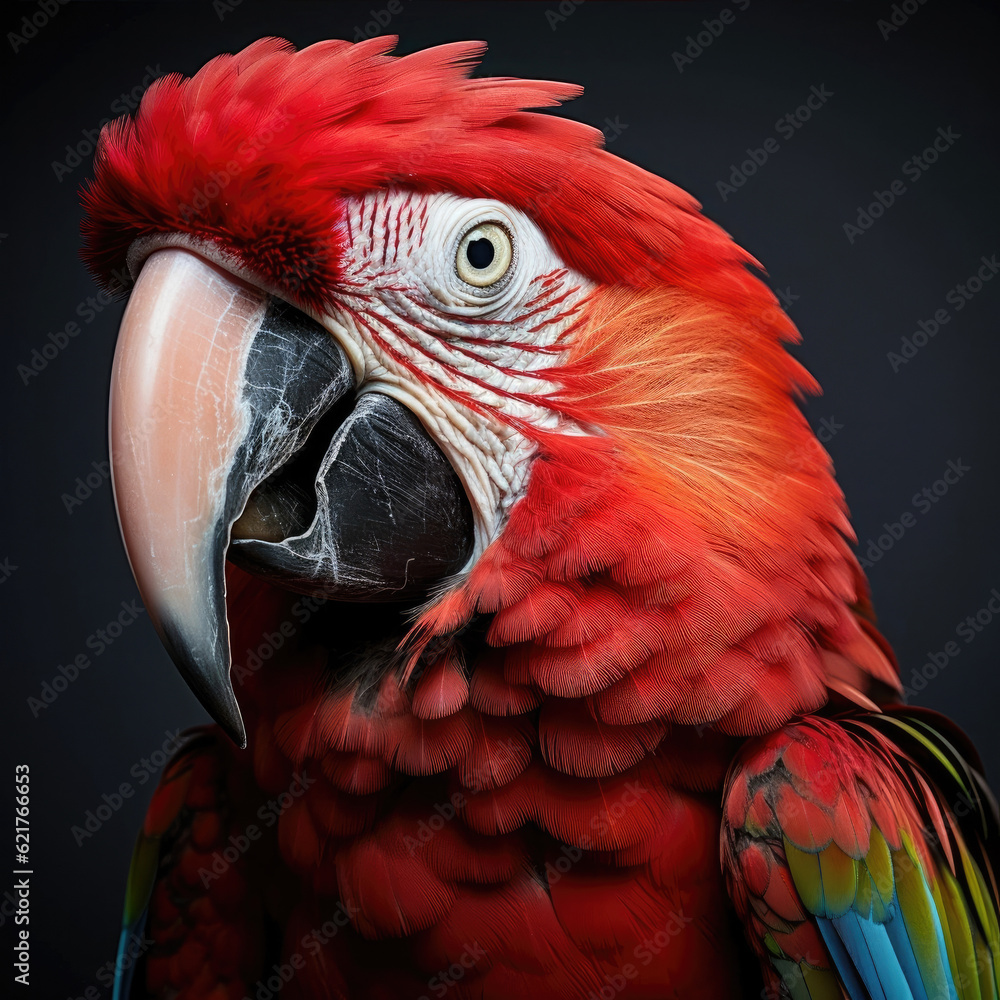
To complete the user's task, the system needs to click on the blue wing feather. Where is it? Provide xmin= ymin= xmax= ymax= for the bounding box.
xmin=823 ymin=911 xmax=916 ymax=1000
xmin=815 ymin=917 xmax=870 ymax=1000
xmin=882 ymin=902 xmax=933 ymax=1000
xmin=722 ymin=710 xmax=1000 ymax=1000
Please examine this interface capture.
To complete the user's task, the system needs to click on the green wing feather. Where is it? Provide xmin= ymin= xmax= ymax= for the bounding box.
xmin=722 ymin=708 xmax=1000 ymax=1000
xmin=112 ymin=730 xmax=215 ymax=1000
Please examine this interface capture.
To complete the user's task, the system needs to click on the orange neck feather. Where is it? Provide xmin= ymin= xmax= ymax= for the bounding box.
xmin=414 ymin=285 xmax=900 ymax=733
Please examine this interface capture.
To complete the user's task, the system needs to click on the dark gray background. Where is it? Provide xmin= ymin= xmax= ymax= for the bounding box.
xmin=2 ymin=1 xmax=998 ymax=995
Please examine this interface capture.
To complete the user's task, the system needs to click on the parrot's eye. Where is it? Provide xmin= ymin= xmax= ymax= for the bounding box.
xmin=456 ymin=222 xmax=513 ymax=287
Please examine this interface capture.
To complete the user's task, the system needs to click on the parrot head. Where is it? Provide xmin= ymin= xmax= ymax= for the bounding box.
xmin=82 ymin=37 xmax=898 ymax=751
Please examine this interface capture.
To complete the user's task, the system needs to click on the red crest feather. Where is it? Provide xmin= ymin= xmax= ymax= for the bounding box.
xmin=82 ymin=35 xmax=785 ymax=326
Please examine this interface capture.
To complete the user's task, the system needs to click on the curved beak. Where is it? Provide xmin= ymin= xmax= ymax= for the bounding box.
xmin=110 ymin=248 xmax=350 ymax=746
xmin=110 ymin=247 xmax=472 ymax=747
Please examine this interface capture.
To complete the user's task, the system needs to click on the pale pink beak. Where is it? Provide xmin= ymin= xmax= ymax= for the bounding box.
xmin=109 ymin=246 xmax=473 ymax=748
xmin=110 ymin=248 xmax=269 ymax=746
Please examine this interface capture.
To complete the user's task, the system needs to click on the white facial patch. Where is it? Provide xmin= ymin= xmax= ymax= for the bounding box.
xmin=323 ymin=190 xmax=595 ymax=570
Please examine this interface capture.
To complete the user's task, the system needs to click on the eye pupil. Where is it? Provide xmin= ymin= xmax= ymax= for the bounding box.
xmin=455 ymin=221 xmax=513 ymax=288
xmin=466 ymin=238 xmax=495 ymax=270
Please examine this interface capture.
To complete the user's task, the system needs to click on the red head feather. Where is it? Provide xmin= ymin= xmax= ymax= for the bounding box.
xmin=82 ymin=36 xmax=900 ymax=742
xmin=82 ymin=35 xmax=785 ymax=325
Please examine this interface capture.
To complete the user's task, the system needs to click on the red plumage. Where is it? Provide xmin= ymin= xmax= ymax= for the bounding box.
xmin=83 ymin=36 xmax=998 ymax=1000
xmin=82 ymin=36 xmax=786 ymax=326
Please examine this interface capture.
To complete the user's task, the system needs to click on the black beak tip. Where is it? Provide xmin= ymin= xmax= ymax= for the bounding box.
xmin=215 ymin=700 xmax=248 ymax=750
xmin=159 ymin=623 xmax=248 ymax=749
xmin=186 ymin=671 xmax=247 ymax=749
xmin=182 ymin=665 xmax=248 ymax=750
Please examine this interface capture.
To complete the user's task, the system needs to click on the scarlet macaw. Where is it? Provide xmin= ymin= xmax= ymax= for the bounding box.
xmin=81 ymin=36 xmax=999 ymax=999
